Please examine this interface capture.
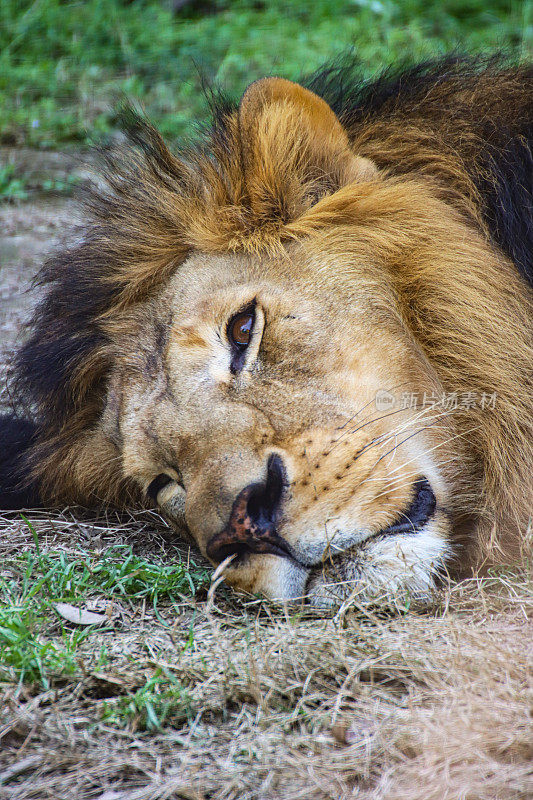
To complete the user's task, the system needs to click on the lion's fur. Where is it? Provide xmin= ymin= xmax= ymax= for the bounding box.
xmin=7 ymin=56 xmax=533 ymax=589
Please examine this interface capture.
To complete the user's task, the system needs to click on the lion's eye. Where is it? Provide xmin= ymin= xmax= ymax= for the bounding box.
xmin=228 ymin=309 xmax=255 ymax=349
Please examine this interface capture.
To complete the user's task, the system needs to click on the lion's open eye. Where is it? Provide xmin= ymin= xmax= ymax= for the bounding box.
xmin=226 ymin=302 xmax=262 ymax=374
xmin=228 ymin=308 xmax=255 ymax=349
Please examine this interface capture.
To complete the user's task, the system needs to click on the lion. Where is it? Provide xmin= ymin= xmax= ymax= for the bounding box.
xmin=1 ymin=57 xmax=532 ymax=607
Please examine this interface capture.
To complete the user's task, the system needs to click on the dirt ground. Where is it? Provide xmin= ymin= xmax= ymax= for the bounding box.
xmin=0 ymin=153 xmax=532 ymax=800
xmin=0 ymin=198 xmax=67 ymax=389
xmin=0 ymin=148 xmax=97 ymax=406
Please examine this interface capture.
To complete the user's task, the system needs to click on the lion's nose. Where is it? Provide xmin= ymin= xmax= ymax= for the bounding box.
xmin=206 ymin=454 xmax=293 ymax=564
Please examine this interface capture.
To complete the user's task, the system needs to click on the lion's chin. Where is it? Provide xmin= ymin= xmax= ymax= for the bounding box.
xmin=304 ymin=515 xmax=451 ymax=609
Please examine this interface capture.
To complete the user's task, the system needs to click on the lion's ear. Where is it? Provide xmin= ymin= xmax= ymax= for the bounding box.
xmin=238 ymin=77 xmax=377 ymax=195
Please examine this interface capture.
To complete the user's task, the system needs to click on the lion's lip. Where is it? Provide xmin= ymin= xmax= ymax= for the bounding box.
xmin=375 ymin=477 xmax=436 ymax=537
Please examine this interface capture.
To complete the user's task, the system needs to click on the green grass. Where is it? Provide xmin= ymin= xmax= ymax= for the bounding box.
xmin=101 ymin=668 xmax=194 ymax=731
xmin=0 ymin=161 xmax=82 ymax=203
xmin=0 ymin=163 xmax=29 ymax=202
xmin=0 ymin=596 xmax=103 ymax=688
xmin=0 ymin=519 xmax=210 ymax=690
xmin=1 ymin=0 xmax=532 ymax=150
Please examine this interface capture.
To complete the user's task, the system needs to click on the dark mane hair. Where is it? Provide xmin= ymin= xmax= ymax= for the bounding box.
xmin=304 ymin=55 xmax=533 ymax=285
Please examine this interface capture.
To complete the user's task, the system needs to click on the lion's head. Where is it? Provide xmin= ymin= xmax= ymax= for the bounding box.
xmin=10 ymin=62 xmax=533 ymax=607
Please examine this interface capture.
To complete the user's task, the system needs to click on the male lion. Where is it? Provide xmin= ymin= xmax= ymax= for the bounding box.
xmin=1 ymin=58 xmax=532 ymax=607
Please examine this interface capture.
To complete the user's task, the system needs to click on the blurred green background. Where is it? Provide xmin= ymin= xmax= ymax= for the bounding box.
xmin=1 ymin=0 xmax=532 ymax=151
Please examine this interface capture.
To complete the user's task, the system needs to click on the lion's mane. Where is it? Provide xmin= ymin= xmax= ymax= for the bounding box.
xmin=5 ymin=56 xmax=533 ymax=565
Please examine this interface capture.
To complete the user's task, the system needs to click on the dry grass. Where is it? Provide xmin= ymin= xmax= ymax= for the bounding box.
xmin=0 ymin=509 xmax=531 ymax=800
